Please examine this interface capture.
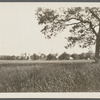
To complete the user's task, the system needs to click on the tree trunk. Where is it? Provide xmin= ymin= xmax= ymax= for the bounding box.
xmin=95 ymin=36 xmax=100 ymax=63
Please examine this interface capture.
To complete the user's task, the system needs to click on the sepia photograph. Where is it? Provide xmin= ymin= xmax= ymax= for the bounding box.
xmin=0 ymin=2 xmax=100 ymax=96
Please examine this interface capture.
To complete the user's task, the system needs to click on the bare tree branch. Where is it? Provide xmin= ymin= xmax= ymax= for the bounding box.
xmin=65 ymin=18 xmax=90 ymax=23
xmin=93 ymin=24 xmax=99 ymax=28
xmin=65 ymin=22 xmax=81 ymax=26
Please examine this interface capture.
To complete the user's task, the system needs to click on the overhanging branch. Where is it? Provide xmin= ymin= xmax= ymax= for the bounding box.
xmin=89 ymin=22 xmax=98 ymax=37
xmin=89 ymin=9 xmax=100 ymax=21
xmin=93 ymin=24 xmax=99 ymax=28
xmin=65 ymin=22 xmax=81 ymax=26
xmin=65 ymin=17 xmax=98 ymax=37
xmin=66 ymin=18 xmax=90 ymax=24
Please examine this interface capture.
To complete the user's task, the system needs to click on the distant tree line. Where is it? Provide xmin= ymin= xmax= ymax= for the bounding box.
xmin=0 ymin=51 xmax=95 ymax=60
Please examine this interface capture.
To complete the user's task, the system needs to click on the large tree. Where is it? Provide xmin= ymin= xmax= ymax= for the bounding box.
xmin=36 ymin=7 xmax=100 ymax=63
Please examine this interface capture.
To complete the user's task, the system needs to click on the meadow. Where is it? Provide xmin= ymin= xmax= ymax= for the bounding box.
xmin=0 ymin=60 xmax=100 ymax=92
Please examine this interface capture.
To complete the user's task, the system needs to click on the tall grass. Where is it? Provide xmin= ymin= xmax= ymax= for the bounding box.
xmin=0 ymin=61 xmax=100 ymax=92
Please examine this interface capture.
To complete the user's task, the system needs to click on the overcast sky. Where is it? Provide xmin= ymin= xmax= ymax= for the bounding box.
xmin=0 ymin=2 xmax=98 ymax=56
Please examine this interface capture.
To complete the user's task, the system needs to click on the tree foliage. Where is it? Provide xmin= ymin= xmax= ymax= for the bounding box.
xmin=71 ymin=53 xmax=80 ymax=60
xmin=30 ymin=53 xmax=40 ymax=60
xmin=58 ymin=52 xmax=70 ymax=60
xmin=36 ymin=7 xmax=100 ymax=48
xmin=46 ymin=54 xmax=57 ymax=60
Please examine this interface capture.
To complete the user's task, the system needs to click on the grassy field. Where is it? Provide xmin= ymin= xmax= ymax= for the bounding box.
xmin=0 ymin=60 xmax=100 ymax=92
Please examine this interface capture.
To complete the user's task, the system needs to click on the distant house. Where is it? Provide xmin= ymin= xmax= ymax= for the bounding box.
xmin=87 ymin=58 xmax=90 ymax=60
xmin=69 ymin=57 xmax=73 ymax=60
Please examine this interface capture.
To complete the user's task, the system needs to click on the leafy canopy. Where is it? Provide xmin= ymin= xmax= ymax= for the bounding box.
xmin=36 ymin=7 xmax=100 ymax=48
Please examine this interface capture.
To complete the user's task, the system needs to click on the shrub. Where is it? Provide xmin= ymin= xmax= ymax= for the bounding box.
xmin=58 ymin=52 xmax=70 ymax=60
xmin=46 ymin=54 xmax=57 ymax=60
